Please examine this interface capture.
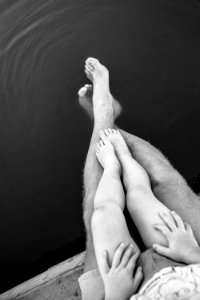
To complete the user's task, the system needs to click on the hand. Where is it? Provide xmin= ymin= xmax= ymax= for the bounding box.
xmin=153 ymin=211 xmax=199 ymax=263
xmin=102 ymin=243 xmax=143 ymax=300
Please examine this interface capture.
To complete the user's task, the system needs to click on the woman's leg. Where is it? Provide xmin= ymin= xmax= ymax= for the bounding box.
xmin=92 ymin=137 xmax=140 ymax=277
xmin=100 ymin=129 xmax=174 ymax=248
xmin=119 ymin=129 xmax=200 ymax=244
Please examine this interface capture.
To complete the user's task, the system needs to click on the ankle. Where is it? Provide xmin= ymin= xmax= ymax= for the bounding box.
xmin=104 ymin=163 xmax=121 ymax=177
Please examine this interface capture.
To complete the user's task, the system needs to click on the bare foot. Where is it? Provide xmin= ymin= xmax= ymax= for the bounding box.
xmin=96 ymin=139 xmax=121 ymax=173
xmin=85 ymin=57 xmax=109 ymax=85
xmin=84 ymin=57 xmax=113 ymax=122
xmin=78 ymin=84 xmax=122 ymax=120
xmin=99 ymin=129 xmax=150 ymax=188
xmin=99 ymin=129 xmax=131 ymax=159
xmin=85 ymin=57 xmax=111 ymax=105
xmin=78 ymin=84 xmax=93 ymax=119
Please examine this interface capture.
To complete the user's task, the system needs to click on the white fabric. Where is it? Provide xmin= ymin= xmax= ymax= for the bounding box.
xmin=131 ymin=264 xmax=200 ymax=300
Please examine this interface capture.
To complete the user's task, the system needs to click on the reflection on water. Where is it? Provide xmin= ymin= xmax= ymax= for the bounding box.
xmin=0 ymin=0 xmax=200 ymax=292
xmin=0 ymin=0 xmax=87 ymax=111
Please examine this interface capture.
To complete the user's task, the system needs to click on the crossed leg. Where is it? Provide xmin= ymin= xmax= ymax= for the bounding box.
xmin=80 ymin=57 xmax=200 ymax=278
xmin=80 ymin=58 xmax=136 ymax=276
xmin=99 ymin=129 xmax=173 ymax=248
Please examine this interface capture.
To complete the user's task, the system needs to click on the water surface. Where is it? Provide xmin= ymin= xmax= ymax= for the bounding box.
xmin=0 ymin=0 xmax=200 ymax=291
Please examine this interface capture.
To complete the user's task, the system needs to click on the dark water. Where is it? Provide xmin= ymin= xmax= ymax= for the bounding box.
xmin=1 ymin=0 xmax=200 ymax=292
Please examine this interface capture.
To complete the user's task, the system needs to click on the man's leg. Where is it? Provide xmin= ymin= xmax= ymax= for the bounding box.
xmin=79 ymin=57 xmax=121 ymax=274
xmin=92 ymin=138 xmax=139 ymax=276
xmin=119 ymin=129 xmax=200 ymax=244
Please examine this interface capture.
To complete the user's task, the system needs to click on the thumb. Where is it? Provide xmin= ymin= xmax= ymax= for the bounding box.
xmin=153 ymin=244 xmax=171 ymax=258
xmin=133 ymin=266 xmax=143 ymax=291
xmin=101 ymin=250 xmax=110 ymax=274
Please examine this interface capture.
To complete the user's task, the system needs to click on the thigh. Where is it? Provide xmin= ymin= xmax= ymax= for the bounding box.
xmin=83 ymin=193 xmax=99 ymax=274
xmin=153 ymin=170 xmax=200 ymax=244
xmin=138 ymin=248 xmax=184 ymax=288
xmin=91 ymin=202 xmax=140 ymax=276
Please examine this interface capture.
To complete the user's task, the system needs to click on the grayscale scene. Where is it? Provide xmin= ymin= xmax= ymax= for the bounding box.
xmin=1 ymin=0 xmax=200 ymax=299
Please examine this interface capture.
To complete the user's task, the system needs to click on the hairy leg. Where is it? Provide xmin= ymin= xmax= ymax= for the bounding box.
xmin=92 ymin=138 xmax=139 ymax=276
xmin=80 ymin=58 xmax=121 ymax=273
xmin=119 ymin=129 xmax=200 ymax=244
xmin=79 ymin=73 xmax=200 ymax=245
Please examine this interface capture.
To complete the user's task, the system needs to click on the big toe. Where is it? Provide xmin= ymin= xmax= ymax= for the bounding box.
xmin=78 ymin=84 xmax=93 ymax=97
xmin=86 ymin=57 xmax=99 ymax=68
xmin=78 ymin=86 xmax=87 ymax=97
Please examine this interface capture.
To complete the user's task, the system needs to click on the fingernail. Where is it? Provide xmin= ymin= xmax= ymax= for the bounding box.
xmin=121 ymin=242 xmax=125 ymax=247
xmin=130 ymin=244 xmax=134 ymax=248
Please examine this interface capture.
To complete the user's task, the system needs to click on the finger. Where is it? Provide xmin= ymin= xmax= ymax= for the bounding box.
xmin=159 ymin=212 xmax=176 ymax=231
xmin=185 ymin=222 xmax=193 ymax=234
xmin=171 ymin=211 xmax=185 ymax=229
xmin=153 ymin=223 xmax=171 ymax=238
xmin=120 ymin=244 xmax=135 ymax=268
xmin=126 ymin=252 xmax=139 ymax=272
xmin=112 ymin=243 xmax=126 ymax=268
xmin=133 ymin=266 xmax=143 ymax=290
xmin=101 ymin=250 xmax=110 ymax=274
xmin=153 ymin=244 xmax=172 ymax=258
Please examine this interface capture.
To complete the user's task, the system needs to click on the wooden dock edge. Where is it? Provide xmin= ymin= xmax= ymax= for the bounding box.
xmin=0 ymin=251 xmax=85 ymax=300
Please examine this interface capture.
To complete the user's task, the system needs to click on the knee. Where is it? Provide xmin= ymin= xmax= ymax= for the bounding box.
xmin=91 ymin=203 xmax=120 ymax=231
xmin=152 ymin=168 xmax=180 ymax=189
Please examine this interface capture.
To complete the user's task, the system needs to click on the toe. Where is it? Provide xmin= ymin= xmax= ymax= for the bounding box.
xmin=104 ymin=129 xmax=110 ymax=136
xmin=87 ymin=62 xmax=95 ymax=70
xmin=78 ymin=86 xmax=87 ymax=97
xmin=85 ymin=65 xmax=92 ymax=72
xmin=87 ymin=57 xmax=99 ymax=63
xmin=85 ymin=84 xmax=92 ymax=89
xmin=99 ymin=130 xmax=107 ymax=142
xmin=96 ymin=141 xmax=101 ymax=150
xmin=87 ymin=84 xmax=93 ymax=90
xmin=99 ymin=140 xmax=104 ymax=147
xmin=85 ymin=63 xmax=94 ymax=72
xmin=85 ymin=69 xmax=91 ymax=78
xmin=87 ymin=57 xmax=99 ymax=68
xmin=86 ymin=84 xmax=93 ymax=92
